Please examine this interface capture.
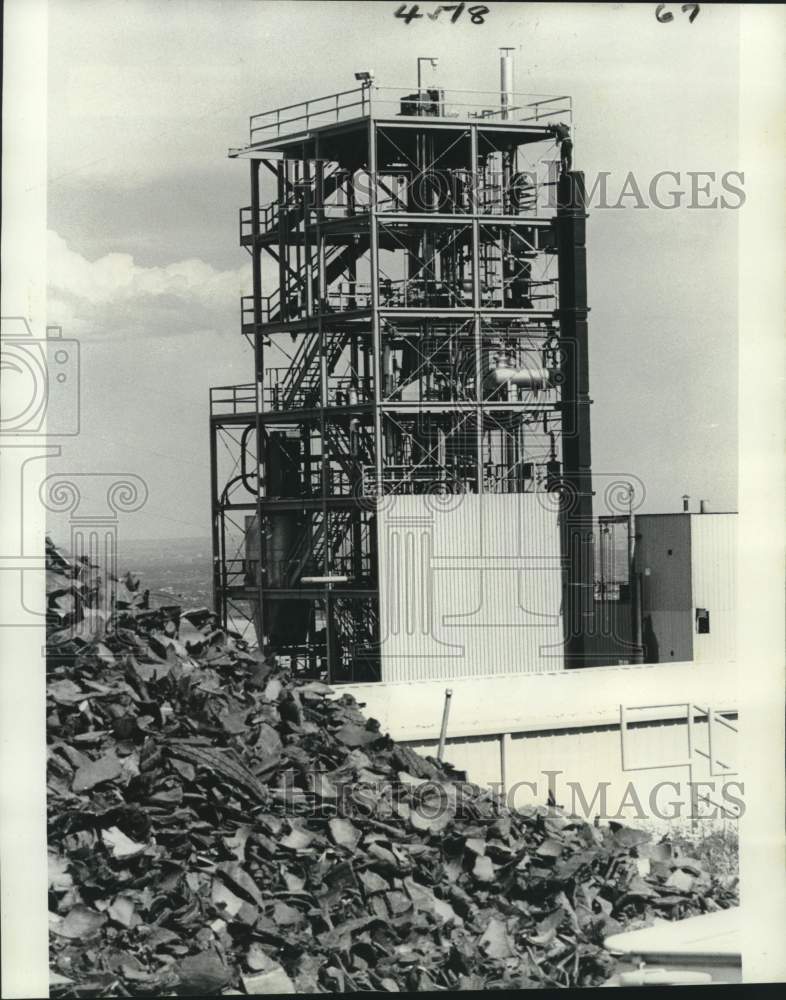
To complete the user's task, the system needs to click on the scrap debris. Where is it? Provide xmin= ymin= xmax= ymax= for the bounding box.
xmin=45 ymin=538 xmax=739 ymax=994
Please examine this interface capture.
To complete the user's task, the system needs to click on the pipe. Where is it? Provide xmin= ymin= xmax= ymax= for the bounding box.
xmin=682 ymin=494 xmax=690 ymax=513
xmin=348 ymin=416 xmax=360 ymax=457
xmin=487 ymin=364 xmax=551 ymax=389
xmin=436 ymin=688 xmax=453 ymax=762
xmin=699 ymin=499 xmax=708 ymax=514
xmin=485 ymin=363 xmax=551 ymax=392
xmin=500 ymin=48 xmax=515 ymax=120
xmin=630 ymin=514 xmax=644 ymax=664
xmin=499 ymin=732 xmax=511 ymax=796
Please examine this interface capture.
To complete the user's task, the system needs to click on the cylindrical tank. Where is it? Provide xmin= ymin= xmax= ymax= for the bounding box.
xmin=265 ymin=432 xmax=301 ymax=588
xmin=264 ymin=432 xmax=310 ymax=644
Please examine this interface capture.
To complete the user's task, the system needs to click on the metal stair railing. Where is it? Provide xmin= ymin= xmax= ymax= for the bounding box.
xmin=279 ymin=330 xmax=344 ymax=411
xmin=262 ymin=238 xmax=350 ymax=325
xmin=322 ymin=421 xmax=360 ymax=484
xmin=283 ymin=509 xmax=352 ymax=588
xmin=243 ymin=163 xmax=344 ymax=241
xmin=323 ymin=418 xmax=374 ymax=486
xmin=332 ymin=600 xmax=379 ymax=657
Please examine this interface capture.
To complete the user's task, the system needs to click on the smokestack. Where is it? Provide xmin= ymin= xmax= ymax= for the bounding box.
xmin=500 ymin=48 xmax=515 ymax=120
xmin=682 ymin=494 xmax=690 ymax=513
xmin=699 ymin=499 xmax=708 ymax=514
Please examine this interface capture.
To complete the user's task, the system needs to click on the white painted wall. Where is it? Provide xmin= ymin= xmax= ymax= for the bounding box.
xmin=376 ymin=493 xmax=564 ymax=680
xmin=691 ymin=513 xmax=737 ymax=663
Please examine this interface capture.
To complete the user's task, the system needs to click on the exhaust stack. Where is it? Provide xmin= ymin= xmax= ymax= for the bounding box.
xmin=500 ymin=48 xmax=515 ymax=120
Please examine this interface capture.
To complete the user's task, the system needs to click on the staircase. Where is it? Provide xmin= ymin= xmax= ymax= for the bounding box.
xmin=281 ymin=510 xmax=353 ymax=589
xmin=332 ymin=599 xmax=380 ymax=667
xmin=259 ymin=164 xmax=345 ymax=239
xmin=322 ymin=420 xmax=373 ymax=482
xmin=275 ymin=330 xmax=346 ymax=410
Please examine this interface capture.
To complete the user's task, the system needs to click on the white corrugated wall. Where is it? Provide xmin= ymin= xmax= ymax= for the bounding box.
xmin=690 ymin=513 xmax=737 ymax=662
xmin=405 ymin=716 xmax=739 ymax=825
xmin=342 ymin=662 xmax=739 ymax=824
xmin=377 ymin=493 xmax=564 ymax=681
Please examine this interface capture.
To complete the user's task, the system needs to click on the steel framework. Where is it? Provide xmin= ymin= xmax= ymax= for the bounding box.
xmin=209 ymin=79 xmax=594 ymax=679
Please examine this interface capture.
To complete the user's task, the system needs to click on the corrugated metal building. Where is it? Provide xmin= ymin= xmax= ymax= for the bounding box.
xmin=377 ymin=493 xmax=564 ymax=681
xmin=372 ymin=504 xmax=737 ymax=678
xmin=636 ymin=512 xmax=736 ymax=664
xmin=342 ymin=660 xmax=739 ymax=824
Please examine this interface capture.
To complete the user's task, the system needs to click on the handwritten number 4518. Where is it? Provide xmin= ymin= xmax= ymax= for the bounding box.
xmin=656 ymin=4 xmax=700 ymax=23
xmin=395 ymin=4 xmax=489 ymax=25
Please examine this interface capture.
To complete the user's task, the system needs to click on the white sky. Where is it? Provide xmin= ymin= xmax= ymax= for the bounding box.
xmin=46 ymin=0 xmax=741 ymax=540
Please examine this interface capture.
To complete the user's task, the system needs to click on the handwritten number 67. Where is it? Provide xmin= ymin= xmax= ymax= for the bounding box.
xmin=656 ymin=4 xmax=700 ymax=23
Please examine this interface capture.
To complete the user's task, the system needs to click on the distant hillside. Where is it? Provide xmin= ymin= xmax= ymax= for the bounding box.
xmin=116 ymin=536 xmax=213 ymax=608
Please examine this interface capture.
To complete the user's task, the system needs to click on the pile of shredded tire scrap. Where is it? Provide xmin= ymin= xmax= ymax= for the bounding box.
xmin=45 ymin=539 xmax=739 ymax=995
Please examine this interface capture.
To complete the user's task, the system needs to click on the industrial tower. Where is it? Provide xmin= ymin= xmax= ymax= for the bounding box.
xmin=209 ymin=54 xmax=594 ymax=681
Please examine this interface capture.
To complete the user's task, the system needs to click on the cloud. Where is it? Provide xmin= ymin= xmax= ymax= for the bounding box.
xmin=47 ymin=230 xmax=251 ymax=340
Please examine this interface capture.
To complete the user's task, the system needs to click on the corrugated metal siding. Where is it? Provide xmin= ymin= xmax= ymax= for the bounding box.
xmin=377 ymin=494 xmax=564 ymax=681
xmin=690 ymin=514 xmax=737 ymax=663
xmin=406 ymin=715 xmax=737 ymax=824
xmin=636 ymin=515 xmax=693 ymax=662
xmin=341 ymin=660 xmax=738 ymax=740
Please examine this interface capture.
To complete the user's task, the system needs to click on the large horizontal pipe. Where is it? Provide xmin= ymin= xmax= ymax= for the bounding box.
xmin=484 ymin=363 xmax=552 ymax=392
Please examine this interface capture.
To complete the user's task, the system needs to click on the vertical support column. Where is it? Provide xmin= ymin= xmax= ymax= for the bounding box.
xmin=314 ymin=135 xmax=333 ymax=682
xmin=367 ymin=117 xmax=385 ymax=681
xmin=276 ymin=161 xmax=288 ymax=319
xmin=368 ymin=118 xmax=383 ymax=491
xmin=304 ymin=155 xmax=314 ymax=318
xmin=250 ymin=158 xmax=265 ymax=645
xmin=629 ymin=508 xmax=644 ymax=663
xmin=556 ymin=171 xmax=594 ymax=668
xmin=209 ymin=419 xmax=223 ymax=626
xmin=251 ymin=161 xmax=263 ymax=334
xmin=219 ymin=508 xmax=228 ymax=630
xmin=470 ymin=125 xmax=483 ymax=495
xmin=317 ymin=153 xmax=329 ymax=519
xmin=619 ymin=704 xmax=628 ymax=771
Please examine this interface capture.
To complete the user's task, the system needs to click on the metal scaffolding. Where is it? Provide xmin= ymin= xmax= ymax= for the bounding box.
xmin=209 ymin=66 xmax=594 ymax=679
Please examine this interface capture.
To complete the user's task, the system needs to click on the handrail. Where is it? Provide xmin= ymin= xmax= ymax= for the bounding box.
xmin=247 ymin=85 xmax=571 ymax=144
xmin=210 ymin=383 xmax=257 ymax=417
xmin=250 ymin=85 xmax=363 ymax=124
